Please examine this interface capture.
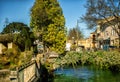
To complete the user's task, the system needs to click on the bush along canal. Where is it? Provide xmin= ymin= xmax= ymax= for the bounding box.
xmin=40 ymin=51 xmax=120 ymax=82
xmin=54 ymin=65 xmax=120 ymax=82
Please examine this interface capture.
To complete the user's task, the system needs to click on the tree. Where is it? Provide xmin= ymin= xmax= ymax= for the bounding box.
xmin=67 ymin=27 xmax=83 ymax=40
xmin=2 ymin=22 xmax=29 ymax=34
xmin=30 ymin=0 xmax=66 ymax=54
xmin=82 ymin=0 xmax=120 ymax=48
xmin=2 ymin=22 xmax=34 ymax=51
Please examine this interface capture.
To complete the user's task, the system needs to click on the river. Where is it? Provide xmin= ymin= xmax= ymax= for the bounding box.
xmin=53 ymin=65 xmax=120 ymax=82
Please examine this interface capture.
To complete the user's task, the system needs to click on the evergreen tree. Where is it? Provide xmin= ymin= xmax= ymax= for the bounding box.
xmin=30 ymin=0 xmax=66 ymax=54
xmin=2 ymin=22 xmax=33 ymax=51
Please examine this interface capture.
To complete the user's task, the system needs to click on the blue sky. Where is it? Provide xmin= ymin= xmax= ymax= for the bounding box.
xmin=58 ymin=0 xmax=94 ymax=37
xmin=0 ymin=0 xmax=93 ymax=37
xmin=0 ymin=0 xmax=34 ymax=31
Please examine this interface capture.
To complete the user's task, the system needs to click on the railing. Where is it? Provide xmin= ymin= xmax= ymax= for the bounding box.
xmin=10 ymin=60 xmax=40 ymax=82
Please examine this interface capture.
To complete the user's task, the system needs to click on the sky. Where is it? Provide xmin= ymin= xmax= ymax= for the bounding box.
xmin=0 ymin=0 xmax=34 ymax=31
xmin=0 ymin=0 xmax=93 ymax=38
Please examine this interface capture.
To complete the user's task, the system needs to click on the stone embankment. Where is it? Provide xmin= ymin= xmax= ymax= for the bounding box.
xmin=0 ymin=69 xmax=10 ymax=82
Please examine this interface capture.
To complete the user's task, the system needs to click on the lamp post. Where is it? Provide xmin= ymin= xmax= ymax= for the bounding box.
xmin=33 ymin=39 xmax=39 ymax=57
xmin=76 ymin=19 xmax=81 ymax=47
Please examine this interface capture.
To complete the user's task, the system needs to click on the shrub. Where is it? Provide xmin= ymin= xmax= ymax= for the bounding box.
xmin=18 ymin=51 xmax=33 ymax=66
xmin=4 ymin=46 xmax=21 ymax=69
xmin=83 ymin=50 xmax=120 ymax=71
xmin=55 ymin=50 xmax=120 ymax=72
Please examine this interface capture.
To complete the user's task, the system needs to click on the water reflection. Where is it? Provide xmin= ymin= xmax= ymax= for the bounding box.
xmin=54 ymin=65 xmax=120 ymax=82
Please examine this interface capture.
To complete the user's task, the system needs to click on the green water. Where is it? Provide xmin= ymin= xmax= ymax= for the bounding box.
xmin=54 ymin=65 xmax=120 ymax=82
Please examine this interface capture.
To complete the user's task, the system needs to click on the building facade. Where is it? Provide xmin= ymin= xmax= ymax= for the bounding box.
xmin=96 ymin=22 xmax=119 ymax=50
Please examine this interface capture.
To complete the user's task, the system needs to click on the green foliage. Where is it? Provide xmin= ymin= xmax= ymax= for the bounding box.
xmin=30 ymin=0 xmax=66 ymax=54
xmin=2 ymin=22 xmax=34 ymax=51
xmin=64 ymin=52 xmax=80 ymax=68
xmin=70 ymin=44 xmax=77 ymax=51
xmin=0 ymin=34 xmax=13 ymax=43
xmin=82 ymin=51 xmax=120 ymax=71
xmin=14 ymin=31 xmax=33 ymax=51
xmin=44 ymin=25 xmax=66 ymax=54
xmin=0 ymin=45 xmax=33 ymax=69
xmin=25 ymin=39 xmax=32 ymax=50
xmin=2 ymin=22 xmax=29 ymax=34
xmin=4 ymin=46 xmax=21 ymax=69
xmin=55 ymin=50 xmax=120 ymax=72
xmin=18 ymin=51 xmax=33 ymax=66
xmin=55 ymin=51 xmax=81 ymax=69
xmin=0 ymin=64 xmax=4 ymax=69
xmin=83 ymin=51 xmax=120 ymax=69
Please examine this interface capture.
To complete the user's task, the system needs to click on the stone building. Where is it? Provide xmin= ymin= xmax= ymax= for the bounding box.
xmin=95 ymin=17 xmax=119 ymax=50
xmin=0 ymin=34 xmax=15 ymax=54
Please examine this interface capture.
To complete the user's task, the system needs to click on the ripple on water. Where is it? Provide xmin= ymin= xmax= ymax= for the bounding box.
xmin=55 ymin=66 xmax=94 ymax=80
xmin=54 ymin=65 xmax=120 ymax=82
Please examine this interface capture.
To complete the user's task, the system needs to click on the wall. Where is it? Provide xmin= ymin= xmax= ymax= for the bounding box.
xmin=0 ymin=43 xmax=7 ymax=54
xmin=0 ymin=69 xmax=10 ymax=82
xmin=0 ymin=42 xmax=15 ymax=54
xmin=97 ymin=24 xmax=119 ymax=48
xmin=10 ymin=60 xmax=40 ymax=82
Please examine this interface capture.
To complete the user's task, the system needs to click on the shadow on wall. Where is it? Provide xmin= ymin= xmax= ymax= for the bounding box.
xmin=37 ymin=63 xmax=54 ymax=82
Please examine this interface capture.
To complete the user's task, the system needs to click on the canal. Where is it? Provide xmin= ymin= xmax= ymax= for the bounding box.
xmin=53 ymin=65 xmax=120 ymax=82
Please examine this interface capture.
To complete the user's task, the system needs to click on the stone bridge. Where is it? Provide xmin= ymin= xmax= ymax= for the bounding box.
xmin=10 ymin=60 xmax=40 ymax=82
xmin=0 ymin=52 xmax=59 ymax=82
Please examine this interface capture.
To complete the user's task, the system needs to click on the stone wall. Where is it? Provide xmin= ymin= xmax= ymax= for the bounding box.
xmin=10 ymin=60 xmax=40 ymax=82
xmin=0 ymin=69 xmax=10 ymax=82
xmin=0 ymin=43 xmax=7 ymax=54
xmin=23 ymin=63 xmax=36 ymax=82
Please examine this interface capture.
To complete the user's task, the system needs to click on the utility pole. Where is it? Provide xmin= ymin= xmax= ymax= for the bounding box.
xmin=76 ymin=20 xmax=79 ymax=47
xmin=4 ymin=18 xmax=9 ymax=27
